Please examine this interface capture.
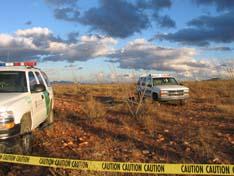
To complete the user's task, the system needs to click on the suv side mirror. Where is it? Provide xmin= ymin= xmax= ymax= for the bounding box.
xmin=32 ymin=84 xmax=46 ymax=93
xmin=179 ymin=83 xmax=183 ymax=86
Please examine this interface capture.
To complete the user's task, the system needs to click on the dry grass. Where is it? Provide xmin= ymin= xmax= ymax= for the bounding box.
xmin=216 ymin=104 xmax=234 ymax=115
xmin=4 ymin=80 xmax=233 ymax=176
xmin=80 ymin=95 xmax=107 ymax=119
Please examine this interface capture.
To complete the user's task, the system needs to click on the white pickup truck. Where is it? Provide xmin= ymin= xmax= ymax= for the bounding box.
xmin=137 ymin=74 xmax=189 ymax=104
xmin=0 ymin=61 xmax=54 ymax=154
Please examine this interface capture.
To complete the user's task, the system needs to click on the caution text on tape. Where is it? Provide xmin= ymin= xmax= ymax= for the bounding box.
xmin=0 ymin=153 xmax=233 ymax=175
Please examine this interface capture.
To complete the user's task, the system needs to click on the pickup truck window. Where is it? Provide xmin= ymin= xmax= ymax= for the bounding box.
xmin=0 ymin=71 xmax=27 ymax=92
xmin=28 ymin=72 xmax=38 ymax=91
xmin=146 ymin=77 xmax=151 ymax=86
xmin=142 ymin=77 xmax=146 ymax=86
xmin=153 ymin=77 xmax=178 ymax=86
xmin=41 ymin=71 xmax=51 ymax=87
xmin=35 ymin=72 xmax=45 ymax=86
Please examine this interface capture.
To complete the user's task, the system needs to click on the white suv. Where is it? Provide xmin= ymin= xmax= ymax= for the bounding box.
xmin=0 ymin=62 xmax=54 ymax=153
xmin=137 ymin=74 xmax=189 ymax=104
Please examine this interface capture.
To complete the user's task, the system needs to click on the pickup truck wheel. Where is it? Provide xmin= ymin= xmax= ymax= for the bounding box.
xmin=20 ymin=116 xmax=32 ymax=154
xmin=0 ymin=144 xmax=6 ymax=153
xmin=13 ymin=131 xmax=32 ymax=155
xmin=180 ymin=100 xmax=186 ymax=105
xmin=21 ymin=133 xmax=33 ymax=154
xmin=152 ymin=93 xmax=158 ymax=101
xmin=152 ymin=93 xmax=161 ymax=106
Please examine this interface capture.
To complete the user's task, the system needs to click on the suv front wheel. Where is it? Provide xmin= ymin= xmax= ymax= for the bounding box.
xmin=20 ymin=116 xmax=32 ymax=154
xmin=21 ymin=133 xmax=33 ymax=154
xmin=13 ymin=117 xmax=33 ymax=154
xmin=180 ymin=99 xmax=187 ymax=106
xmin=152 ymin=93 xmax=158 ymax=101
xmin=152 ymin=93 xmax=161 ymax=106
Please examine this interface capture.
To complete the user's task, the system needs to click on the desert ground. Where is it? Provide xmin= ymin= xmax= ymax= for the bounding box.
xmin=0 ymin=80 xmax=233 ymax=176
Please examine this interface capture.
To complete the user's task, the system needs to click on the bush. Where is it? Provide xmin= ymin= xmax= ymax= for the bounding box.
xmin=80 ymin=96 xmax=107 ymax=119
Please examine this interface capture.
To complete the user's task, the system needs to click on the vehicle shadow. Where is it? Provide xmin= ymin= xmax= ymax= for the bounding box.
xmin=94 ymin=95 xmax=123 ymax=106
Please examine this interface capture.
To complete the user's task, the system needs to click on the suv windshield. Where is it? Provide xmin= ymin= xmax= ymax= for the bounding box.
xmin=0 ymin=71 xmax=27 ymax=92
xmin=153 ymin=77 xmax=178 ymax=86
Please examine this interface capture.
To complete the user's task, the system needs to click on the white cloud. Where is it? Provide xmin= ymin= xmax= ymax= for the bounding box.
xmin=109 ymin=39 xmax=220 ymax=79
xmin=46 ymin=35 xmax=117 ymax=61
xmin=0 ymin=34 xmax=35 ymax=48
xmin=15 ymin=27 xmax=52 ymax=37
xmin=0 ymin=27 xmax=117 ymax=62
xmin=0 ymin=28 xmax=231 ymax=80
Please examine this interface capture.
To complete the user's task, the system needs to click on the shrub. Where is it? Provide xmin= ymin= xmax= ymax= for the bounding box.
xmin=80 ymin=96 xmax=107 ymax=119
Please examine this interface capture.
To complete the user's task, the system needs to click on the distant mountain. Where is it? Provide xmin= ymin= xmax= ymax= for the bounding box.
xmin=206 ymin=77 xmax=221 ymax=81
xmin=51 ymin=81 xmax=75 ymax=84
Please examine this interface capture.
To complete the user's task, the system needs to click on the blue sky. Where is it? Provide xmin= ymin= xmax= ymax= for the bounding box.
xmin=0 ymin=0 xmax=233 ymax=82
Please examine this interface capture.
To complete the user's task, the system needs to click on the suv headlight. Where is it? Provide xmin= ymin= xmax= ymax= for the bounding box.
xmin=0 ymin=111 xmax=15 ymax=130
xmin=184 ymin=89 xmax=189 ymax=94
xmin=160 ymin=90 xmax=168 ymax=96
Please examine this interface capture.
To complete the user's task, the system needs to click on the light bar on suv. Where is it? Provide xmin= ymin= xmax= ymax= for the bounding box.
xmin=150 ymin=73 xmax=171 ymax=78
xmin=0 ymin=61 xmax=37 ymax=67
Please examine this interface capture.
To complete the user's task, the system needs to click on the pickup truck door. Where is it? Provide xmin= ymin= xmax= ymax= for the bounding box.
xmin=36 ymin=71 xmax=53 ymax=116
xmin=140 ymin=77 xmax=147 ymax=95
xmin=28 ymin=71 xmax=47 ymax=129
xmin=145 ymin=77 xmax=152 ymax=97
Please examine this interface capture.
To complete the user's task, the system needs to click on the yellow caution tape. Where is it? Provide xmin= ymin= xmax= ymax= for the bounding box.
xmin=0 ymin=153 xmax=233 ymax=175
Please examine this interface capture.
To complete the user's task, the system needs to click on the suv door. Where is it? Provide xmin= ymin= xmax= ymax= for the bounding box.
xmin=140 ymin=77 xmax=146 ymax=93
xmin=28 ymin=71 xmax=47 ymax=128
xmin=35 ymin=71 xmax=53 ymax=117
xmin=41 ymin=71 xmax=53 ymax=113
xmin=41 ymin=71 xmax=53 ymax=97
xmin=145 ymin=76 xmax=152 ymax=97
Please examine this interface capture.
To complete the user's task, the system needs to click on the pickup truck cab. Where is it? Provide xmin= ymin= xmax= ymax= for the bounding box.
xmin=137 ymin=74 xmax=189 ymax=104
xmin=0 ymin=61 xmax=54 ymax=153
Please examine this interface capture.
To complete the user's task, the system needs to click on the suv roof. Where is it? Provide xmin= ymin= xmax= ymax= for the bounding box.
xmin=0 ymin=61 xmax=40 ymax=72
xmin=0 ymin=66 xmax=40 ymax=72
xmin=140 ymin=74 xmax=172 ymax=78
